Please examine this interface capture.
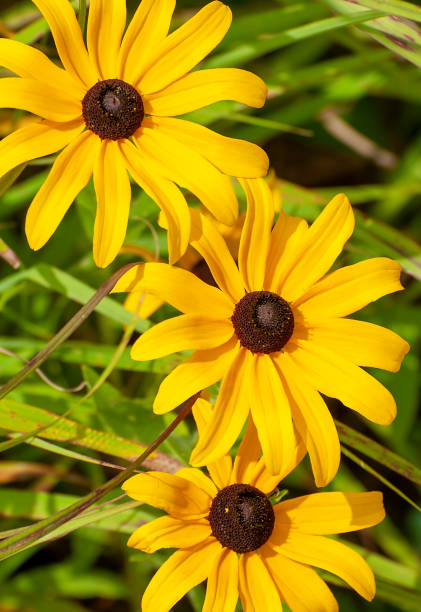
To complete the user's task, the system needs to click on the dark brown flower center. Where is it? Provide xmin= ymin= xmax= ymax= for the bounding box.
xmin=209 ymin=484 xmax=275 ymax=553
xmin=231 ymin=291 xmax=294 ymax=354
xmin=82 ymin=79 xmax=144 ymax=140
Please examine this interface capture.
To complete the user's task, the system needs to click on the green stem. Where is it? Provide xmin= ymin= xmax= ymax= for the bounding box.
xmin=0 ymin=262 xmax=139 ymax=400
xmin=0 ymin=392 xmax=200 ymax=561
xmin=78 ymin=0 xmax=87 ymax=34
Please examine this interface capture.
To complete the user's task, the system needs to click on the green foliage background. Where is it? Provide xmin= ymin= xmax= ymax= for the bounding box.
xmin=0 ymin=0 xmax=420 ymax=610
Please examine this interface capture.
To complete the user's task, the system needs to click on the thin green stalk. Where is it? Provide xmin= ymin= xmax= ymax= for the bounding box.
xmin=0 ymin=392 xmax=200 ymax=561
xmin=78 ymin=0 xmax=87 ymax=34
xmin=0 ymin=262 xmax=139 ymax=400
xmin=341 ymin=445 xmax=421 ymax=512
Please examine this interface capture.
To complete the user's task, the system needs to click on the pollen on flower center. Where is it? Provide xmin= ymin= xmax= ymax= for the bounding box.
xmin=82 ymin=79 xmax=144 ymax=140
xmin=231 ymin=291 xmax=294 ymax=353
xmin=209 ymin=483 xmax=275 ymax=553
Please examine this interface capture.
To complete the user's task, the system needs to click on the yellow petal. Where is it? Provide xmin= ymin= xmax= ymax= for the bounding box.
xmin=175 ymin=467 xmax=218 ymax=500
xmin=0 ymin=38 xmax=85 ymax=97
xmin=25 ymin=131 xmax=98 ymax=250
xmin=87 ymin=0 xmax=126 ymax=79
xmin=127 ymin=515 xmax=211 ymax=552
xmin=124 ymin=291 xmax=163 ymax=320
xmin=250 ymin=355 xmax=295 ymax=476
xmin=279 ymin=353 xmax=340 ymax=487
xmin=142 ymin=539 xmax=222 ymax=612
xmin=33 ymin=0 xmax=96 ymax=88
xmin=296 ymin=257 xmax=404 ymax=320
xmin=280 ymin=194 xmax=355 ymax=302
xmin=190 ymin=348 xmax=251 ymax=466
xmin=119 ymin=140 xmax=190 ymax=263
xmin=0 ymin=119 xmax=84 ymax=181
xmin=131 ymin=313 xmax=234 ymax=361
xmin=134 ymin=118 xmax=238 ymax=226
xmin=265 ymin=211 xmax=308 ymax=293
xmin=190 ymin=208 xmax=245 ymax=303
xmin=113 ymin=262 xmax=234 ymax=318
xmin=238 ymin=178 xmax=274 ymax=292
xmin=231 ymin=417 xmax=261 ymax=486
xmin=273 ymin=532 xmax=376 ymax=601
xmin=274 ymin=491 xmax=385 ymax=535
xmin=144 ymin=68 xmax=267 ymax=116
xmin=139 ymin=1 xmax=232 ymax=94
xmin=192 ymin=399 xmax=233 ymax=489
xmin=288 ymin=340 xmax=397 ymax=425
xmin=93 ymin=141 xmax=131 ymax=268
xmin=122 ymin=471 xmax=211 ymax=519
xmin=251 ymin=431 xmax=306 ymax=495
xmin=141 ymin=116 xmax=268 ymax=178
xmin=153 ymin=337 xmax=239 ymax=415
xmin=203 ymin=548 xmax=239 ymax=612
xmin=261 ymin=543 xmax=338 ymax=612
xmin=301 ymin=319 xmax=409 ymax=373
xmin=0 ymin=78 xmax=82 ymax=122
xmin=119 ymin=0 xmax=175 ymax=85
xmin=239 ymin=552 xmax=282 ymax=612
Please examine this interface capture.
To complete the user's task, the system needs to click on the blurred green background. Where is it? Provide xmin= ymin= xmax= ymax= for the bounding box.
xmin=0 ymin=1 xmax=420 ymax=611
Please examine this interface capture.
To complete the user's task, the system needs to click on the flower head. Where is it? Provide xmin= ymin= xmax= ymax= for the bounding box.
xmin=0 ymin=0 xmax=268 ymax=267
xmin=123 ymin=399 xmax=385 ymax=612
xmin=114 ymin=178 xmax=409 ymax=485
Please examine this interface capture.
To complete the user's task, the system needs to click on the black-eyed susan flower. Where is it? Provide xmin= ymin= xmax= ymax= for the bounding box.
xmin=123 ymin=399 xmax=385 ymax=612
xmin=0 ymin=0 xmax=268 ymax=267
xmin=113 ymin=178 xmax=409 ymax=485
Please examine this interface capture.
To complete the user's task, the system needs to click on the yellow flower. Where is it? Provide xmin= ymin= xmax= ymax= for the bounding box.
xmin=123 ymin=399 xmax=385 ymax=612
xmin=113 ymin=178 xmax=409 ymax=485
xmin=0 ymin=0 xmax=268 ymax=267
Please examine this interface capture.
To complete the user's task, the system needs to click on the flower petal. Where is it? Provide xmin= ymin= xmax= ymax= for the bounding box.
xmin=239 ymin=552 xmax=282 ymax=612
xmin=190 ymin=348 xmax=251 ymax=467
xmin=127 ymin=515 xmax=211 ymax=552
xmin=0 ymin=78 xmax=82 ymax=122
xmin=142 ymin=539 xmax=222 ymax=612
xmin=300 ymin=319 xmax=409 ymax=373
xmin=92 ymin=140 xmax=131 ymax=268
xmin=278 ymin=353 xmax=340 ymax=487
xmin=139 ymin=1 xmax=231 ymax=94
xmin=33 ymin=0 xmax=96 ymax=88
xmin=124 ymin=291 xmax=163 ymax=320
xmin=238 ymin=178 xmax=274 ymax=292
xmin=153 ymin=337 xmax=239 ymax=415
xmin=189 ymin=208 xmax=245 ymax=303
xmin=0 ymin=38 xmax=84 ymax=97
xmin=87 ymin=0 xmax=126 ymax=78
xmin=146 ymin=117 xmax=268 ymax=178
xmin=265 ymin=211 xmax=308 ymax=293
xmin=203 ymin=548 xmax=239 ymax=612
xmin=192 ymin=399 xmax=233 ymax=489
xmin=113 ymin=262 xmax=234 ymax=318
xmin=131 ymin=313 xmax=234 ymax=361
xmin=133 ymin=118 xmax=238 ymax=226
xmin=231 ymin=417 xmax=261 ymax=486
xmin=274 ymin=491 xmax=385 ymax=535
xmin=119 ymin=140 xmax=190 ymax=263
xmin=0 ymin=119 xmax=84 ymax=181
xmin=273 ymin=532 xmax=376 ymax=601
xmin=122 ymin=471 xmax=211 ymax=519
xmin=144 ymin=68 xmax=266 ymax=116
xmin=280 ymin=194 xmax=354 ymax=302
xmin=119 ymin=0 xmax=175 ymax=85
xmin=261 ymin=544 xmax=338 ymax=612
xmin=25 ymin=131 xmax=98 ymax=250
xmin=250 ymin=355 xmax=295 ymax=476
xmin=176 ymin=467 xmax=218 ymax=500
xmin=288 ymin=340 xmax=397 ymax=425
xmin=296 ymin=257 xmax=404 ymax=320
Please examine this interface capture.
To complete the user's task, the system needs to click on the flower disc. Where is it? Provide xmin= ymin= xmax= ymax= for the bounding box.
xmin=209 ymin=483 xmax=275 ymax=553
xmin=82 ymin=79 xmax=144 ymax=140
xmin=232 ymin=291 xmax=294 ymax=353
